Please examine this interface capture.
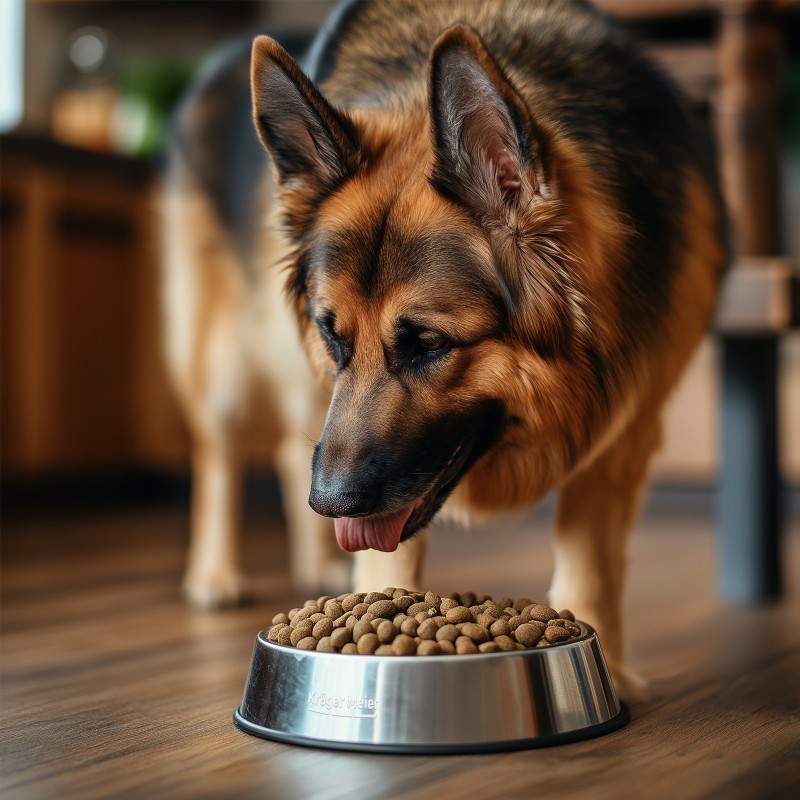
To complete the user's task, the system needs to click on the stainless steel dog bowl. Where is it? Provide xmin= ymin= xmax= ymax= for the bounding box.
xmin=233 ymin=622 xmax=627 ymax=753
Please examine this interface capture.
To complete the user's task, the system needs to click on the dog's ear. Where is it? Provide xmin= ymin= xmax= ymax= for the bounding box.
xmin=251 ymin=36 xmax=361 ymax=199
xmin=429 ymin=25 xmax=539 ymax=216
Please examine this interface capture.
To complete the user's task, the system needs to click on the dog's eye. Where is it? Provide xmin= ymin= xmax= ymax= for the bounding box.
xmin=418 ymin=331 xmax=448 ymax=352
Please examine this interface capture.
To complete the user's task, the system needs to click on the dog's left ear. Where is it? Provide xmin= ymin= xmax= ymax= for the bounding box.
xmin=429 ymin=25 xmax=539 ymax=216
xmin=251 ymin=36 xmax=362 ymax=202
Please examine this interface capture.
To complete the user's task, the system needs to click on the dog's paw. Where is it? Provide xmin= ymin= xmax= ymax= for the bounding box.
xmin=607 ymin=661 xmax=650 ymax=703
xmin=183 ymin=570 xmax=249 ymax=610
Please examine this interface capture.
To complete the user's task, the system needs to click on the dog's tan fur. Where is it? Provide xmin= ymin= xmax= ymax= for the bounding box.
xmin=163 ymin=0 xmax=727 ymax=697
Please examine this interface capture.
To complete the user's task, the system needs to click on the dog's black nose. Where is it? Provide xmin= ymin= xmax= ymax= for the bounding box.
xmin=308 ymin=487 xmax=377 ymax=518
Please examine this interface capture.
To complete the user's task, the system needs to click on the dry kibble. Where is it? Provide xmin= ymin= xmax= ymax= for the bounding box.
xmin=494 ymin=635 xmax=517 ymax=651
xmin=417 ymin=640 xmax=441 ymax=656
xmin=526 ymin=604 xmax=560 ymax=622
xmin=357 ymin=633 xmax=380 ymax=654
xmin=368 ymin=599 xmax=397 ymax=619
xmin=377 ymin=620 xmax=399 ymax=643
xmin=276 ymin=626 xmax=293 ymax=646
xmin=267 ymin=623 xmax=288 ymax=642
xmin=417 ymin=618 xmax=439 ymax=640
xmin=363 ymin=591 xmax=391 ymax=605
xmin=490 ymin=618 xmax=511 ymax=638
xmin=439 ymin=597 xmax=459 ymax=613
xmin=438 ymin=640 xmax=456 ymax=655
xmin=268 ymin=592 xmax=584 ymax=656
xmin=545 ymin=625 xmax=572 ymax=644
xmin=324 ymin=600 xmax=344 ymax=619
xmin=393 ymin=596 xmax=415 ymax=612
xmin=331 ymin=627 xmax=352 ymax=649
xmin=514 ymin=623 xmax=545 ymax=647
xmin=435 ymin=624 xmax=459 ymax=643
xmin=312 ymin=618 xmax=334 ymax=639
xmin=351 ymin=602 xmax=369 ymax=619
xmin=445 ymin=606 xmax=472 ymax=624
xmin=392 ymin=634 xmax=417 ymax=655
xmin=352 ymin=618 xmax=373 ymax=643
xmin=341 ymin=593 xmax=364 ymax=611
xmin=455 ymin=636 xmax=479 ymax=654
xmin=290 ymin=620 xmax=314 ymax=646
xmin=460 ymin=623 xmax=489 ymax=644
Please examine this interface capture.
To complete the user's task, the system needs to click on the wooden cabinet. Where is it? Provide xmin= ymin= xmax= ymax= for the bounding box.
xmin=0 ymin=136 xmax=189 ymax=472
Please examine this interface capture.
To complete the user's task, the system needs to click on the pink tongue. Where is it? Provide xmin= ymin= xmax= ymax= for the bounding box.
xmin=334 ymin=504 xmax=416 ymax=553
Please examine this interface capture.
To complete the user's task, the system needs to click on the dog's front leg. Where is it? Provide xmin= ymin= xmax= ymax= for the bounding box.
xmin=351 ymin=534 xmax=428 ymax=594
xmin=549 ymin=410 xmax=663 ymax=700
xmin=183 ymin=424 xmax=247 ymax=609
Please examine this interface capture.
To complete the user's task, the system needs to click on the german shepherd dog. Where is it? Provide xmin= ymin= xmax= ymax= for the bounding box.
xmin=163 ymin=0 xmax=727 ymax=697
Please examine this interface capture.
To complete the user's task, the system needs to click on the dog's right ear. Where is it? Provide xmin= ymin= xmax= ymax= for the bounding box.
xmin=251 ymin=36 xmax=362 ymax=199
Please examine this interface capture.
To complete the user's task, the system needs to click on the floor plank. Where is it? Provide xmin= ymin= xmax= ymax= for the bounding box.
xmin=1 ymin=494 xmax=799 ymax=799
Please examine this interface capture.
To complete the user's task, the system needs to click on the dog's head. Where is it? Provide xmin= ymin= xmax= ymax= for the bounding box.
xmin=251 ymin=26 xmax=599 ymax=553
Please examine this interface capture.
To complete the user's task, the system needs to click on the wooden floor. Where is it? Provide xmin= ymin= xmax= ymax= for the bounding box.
xmin=2 ymin=489 xmax=799 ymax=800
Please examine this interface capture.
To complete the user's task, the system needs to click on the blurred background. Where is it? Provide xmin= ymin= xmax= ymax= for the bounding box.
xmin=1 ymin=0 xmax=798 ymax=519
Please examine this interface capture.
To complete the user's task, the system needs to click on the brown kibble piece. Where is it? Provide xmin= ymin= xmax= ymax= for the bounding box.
xmin=417 ymin=618 xmax=439 ymax=640
xmin=460 ymin=623 xmax=489 ymax=644
xmin=445 ymin=606 xmax=472 ymax=624
xmin=296 ymin=636 xmax=318 ymax=650
xmin=490 ymin=618 xmax=511 ymax=638
xmin=293 ymin=606 xmax=318 ymax=623
xmin=357 ymin=633 xmax=380 ymax=654
xmin=352 ymin=618 xmax=373 ymax=643
xmin=514 ymin=622 xmax=545 ymax=647
xmin=271 ymin=612 xmax=290 ymax=625
xmin=351 ymin=602 xmax=369 ymax=618
xmin=345 ymin=615 xmax=358 ymax=630
xmin=559 ymin=608 xmax=576 ymax=621
xmin=312 ymin=618 xmax=334 ymax=639
xmin=341 ymin=642 xmax=358 ymax=654
xmin=407 ymin=602 xmax=436 ymax=616
xmin=392 ymin=634 xmax=417 ymax=655
xmin=316 ymin=636 xmax=335 ymax=652
xmin=439 ymin=597 xmax=459 ymax=613
xmin=424 ymin=591 xmax=441 ymax=606
xmin=393 ymin=596 xmax=415 ymax=612
xmin=276 ymin=626 xmax=293 ymax=646
xmin=526 ymin=603 xmax=560 ymax=622
xmin=363 ymin=591 xmax=391 ymax=605
xmin=476 ymin=613 xmax=497 ymax=627
xmin=324 ymin=600 xmax=344 ymax=619
xmin=545 ymin=625 xmax=572 ymax=643
xmin=267 ymin=623 xmax=288 ymax=642
xmin=494 ymin=635 xmax=516 ymax=651
xmin=565 ymin=621 xmax=582 ymax=637
xmin=331 ymin=627 xmax=352 ymax=649
xmin=290 ymin=620 xmax=314 ymax=646
xmin=377 ymin=620 xmax=399 ymax=643
xmin=513 ymin=597 xmax=532 ymax=611
xmin=455 ymin=636 xmax=479 ymax=654
xmin=400 ymin=618 xmax=418 ymax=636
xmin=435 ymin=623 xmax=459 ymax=643
xmin=478 ymin=642 xmax=500 ymax=653
xmin=416 ymin=640 xmax=441 ymax=656
xmin=438 ymin=640 xmax=456 ymax=655
xmin=341 ymin=593 xmax=364 ymax=611
xmin=367 ymin=599 xmax=397 ymax=619
xmin=375 ymin=644 xmax=395 ymax=656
